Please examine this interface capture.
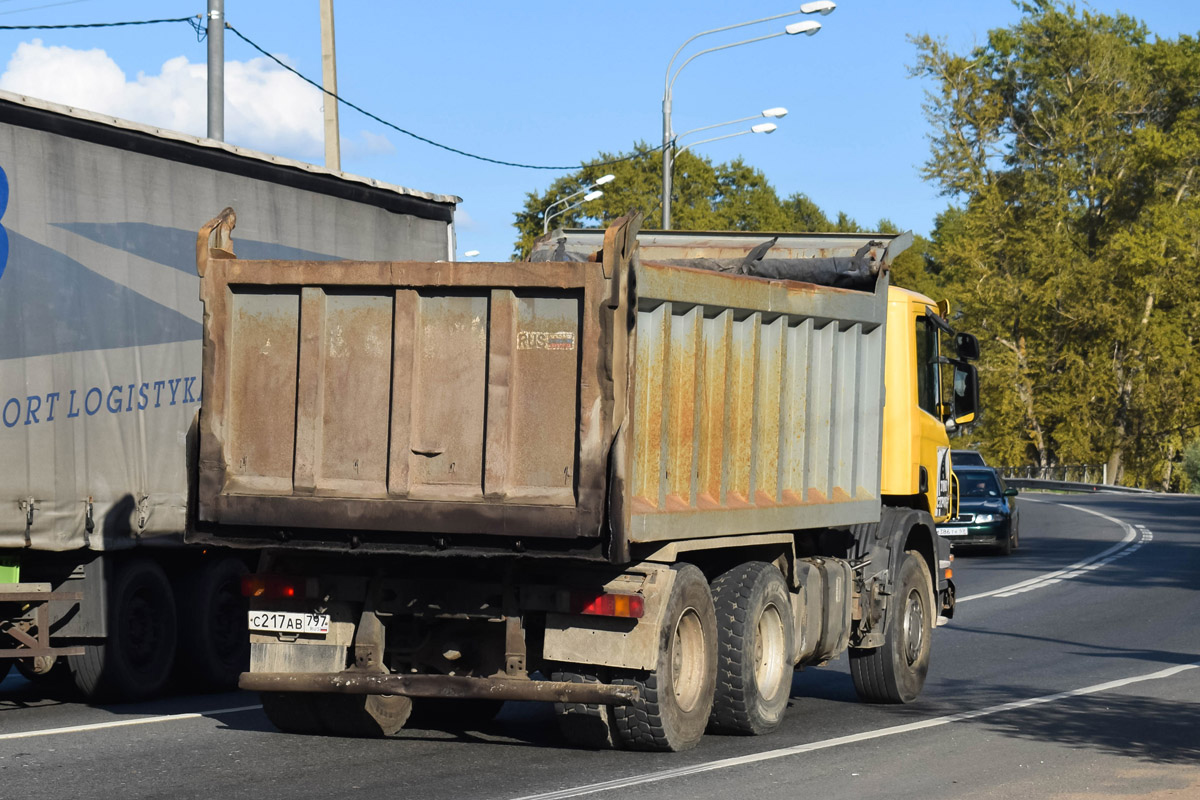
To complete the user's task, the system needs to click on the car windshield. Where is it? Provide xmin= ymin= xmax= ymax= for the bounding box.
xmin=959 ymin=472 xmax=1001 ymax=498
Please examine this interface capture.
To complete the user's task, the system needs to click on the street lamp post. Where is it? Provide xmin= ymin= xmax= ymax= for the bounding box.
xmin=661 ymin=3 xmax=833 ymax=229
xmin=544 ymin=190 xmax=604 ymax=233
xmin=543 ymin=174 xmax=615 ymax=233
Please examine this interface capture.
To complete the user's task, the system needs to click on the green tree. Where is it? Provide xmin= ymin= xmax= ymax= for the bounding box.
xmin=913 ymin=0 xmax=1200 ymax=486
xmin=511 ymin=144 xmax=890 ymax=260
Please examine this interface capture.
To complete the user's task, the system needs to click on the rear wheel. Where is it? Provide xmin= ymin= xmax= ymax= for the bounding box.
xmin=261 ymin=691 xmax=325 ymax=735
xmin=314 ymin=692 xmax=412 ymax=737
xmin=850 ymin=551 xmax=932 ymax=704
xmin=613 ymin=563 xmax=716 ymax=752
xmin=708 ymin=562 xmax=794 ymax=735
xmin=409 ymin=698 xmax=504 ymax=731
xmin=551 ymin=666 xmax=620 ymax=749
xmin=72 ymin=558 xmax=178 ymax=702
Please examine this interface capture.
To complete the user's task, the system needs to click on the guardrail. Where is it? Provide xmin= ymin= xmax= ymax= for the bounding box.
xmin=1003 ymin=478 xmax=1156 ymax=495
xmin=997 ymin=464 xmax=1108 ymax=483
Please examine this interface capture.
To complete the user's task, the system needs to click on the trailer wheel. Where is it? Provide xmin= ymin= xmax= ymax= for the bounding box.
xmin=850 ymin=551 xmax=932 ymax=704
xmin=176 ymin=556 xmax=249 ymax=690
xmin=314 ymin=692 xmax=412 ymax=737
xmin=551 ymin=667 xmax=620 ymax=749
xmin=708 ymin=562 xmax=794 ymax=735
xmin=72 ymin=558 xmax=178 ymax=702
xmin=261 ymin=691 xmax=325 ymax=735
xmin=613 ymin=563 xmax=716 ymax=752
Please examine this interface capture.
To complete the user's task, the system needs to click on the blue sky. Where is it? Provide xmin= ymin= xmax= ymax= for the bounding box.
xmin=0 ymin=1 xmax=1197 ymax=261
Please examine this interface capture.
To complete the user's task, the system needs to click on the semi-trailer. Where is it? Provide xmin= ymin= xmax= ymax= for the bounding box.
xmin=0 ymin=91 xmax=457 ymax=700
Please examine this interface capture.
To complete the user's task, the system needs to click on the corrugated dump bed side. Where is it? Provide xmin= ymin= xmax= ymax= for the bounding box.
xmin=623 ymin=258 xmax=888 ymax=543
xmin=194 ymin=210 xmax=638 ymax=546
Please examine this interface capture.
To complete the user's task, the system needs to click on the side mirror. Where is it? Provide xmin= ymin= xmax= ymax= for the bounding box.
xmin=1004 ymin=486 xmax=1019 ymax=497
xmin=950 ymin=361 xmax=979 ymax=426
xmin=955 ymin=332 xmax=980 ymax=361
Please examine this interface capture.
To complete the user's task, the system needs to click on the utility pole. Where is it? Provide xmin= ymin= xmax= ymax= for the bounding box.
xmin=320 ymin=0 xmax=341 ymax=171
xmin=206 ymin=0 xmax=224 ymax=141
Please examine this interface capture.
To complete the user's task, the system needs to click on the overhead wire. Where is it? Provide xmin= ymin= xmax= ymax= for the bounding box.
xmin=0 ymin=14 xmax=662 ymax=169
xmin=222 ymin=22 xmax=663 ymax=171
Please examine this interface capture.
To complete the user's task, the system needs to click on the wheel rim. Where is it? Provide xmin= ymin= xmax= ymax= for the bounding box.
xmin=754 ymin=603 xmax=786 ymax=701
xmin=902 ymin=588 xmax=925 ymax=667
xmin=670 ymin=606 xmax=706 ymax=712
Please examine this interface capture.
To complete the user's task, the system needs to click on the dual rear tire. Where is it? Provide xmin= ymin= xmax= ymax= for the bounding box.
xmin=601 ymin=561 xmax=795 ymax=752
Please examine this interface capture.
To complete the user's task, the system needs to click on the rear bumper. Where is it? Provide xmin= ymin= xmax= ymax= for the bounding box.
xmin=239 ymin=671 xmax=639 ymax=706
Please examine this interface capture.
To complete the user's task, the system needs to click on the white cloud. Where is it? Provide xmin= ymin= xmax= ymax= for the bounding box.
xmin=0 ymin=40 xmax=391 ymax=162
xmin=454 ymin=207 xmax=480 ymax=232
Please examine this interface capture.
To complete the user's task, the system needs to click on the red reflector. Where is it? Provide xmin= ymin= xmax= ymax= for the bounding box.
xmin=571 ymin=591 xmax=644 ymax=619
xmin=240 ymin=574 xmax=303 ymax=600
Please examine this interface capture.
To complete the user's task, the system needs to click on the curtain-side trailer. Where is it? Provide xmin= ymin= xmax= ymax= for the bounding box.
xmin=190 ymin=210 xmax=980 ymax=751
xmin=0 ymin=91 xmax=457 ymax=701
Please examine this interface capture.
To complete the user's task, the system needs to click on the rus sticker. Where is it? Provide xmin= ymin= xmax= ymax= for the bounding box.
xmin=517 ymin=330 xmax=576 ymax=351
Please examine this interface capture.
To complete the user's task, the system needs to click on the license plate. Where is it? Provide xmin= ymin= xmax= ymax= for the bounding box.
xmin=248 ymin=611 xmax=329 ymax=635
xmin=940 ymin=527 xmax=969 ymax=537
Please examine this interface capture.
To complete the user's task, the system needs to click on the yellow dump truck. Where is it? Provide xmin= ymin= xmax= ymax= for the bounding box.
xmin=189 ymin=210 xmax=978 ymax=751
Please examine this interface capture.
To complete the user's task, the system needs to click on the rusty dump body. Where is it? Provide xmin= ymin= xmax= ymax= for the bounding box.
xmin=192 ymin=211 xmax=907 ymax=563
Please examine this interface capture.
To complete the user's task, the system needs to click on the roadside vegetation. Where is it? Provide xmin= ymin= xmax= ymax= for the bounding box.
xmin=512 ymin=0 xmax=1200 ymax=491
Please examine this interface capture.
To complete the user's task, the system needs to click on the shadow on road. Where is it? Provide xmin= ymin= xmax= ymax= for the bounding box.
xmin=981 ymin=690 xmax=1200 ymax=765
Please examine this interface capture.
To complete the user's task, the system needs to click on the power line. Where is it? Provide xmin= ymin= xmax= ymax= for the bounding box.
xmin=0 ymin=14 xmax=662 ymax=170
xmin=0 ymin=15 xmax=200 ymax=31
xmin=223 ymin=22 xmax=663 ymax=171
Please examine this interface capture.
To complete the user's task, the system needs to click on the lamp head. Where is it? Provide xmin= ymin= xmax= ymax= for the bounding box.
xmin=786 ymin=20 xmax=822 ymax=35
xmin=800 ymin=1 xmax=836 ymax=14
xmin=761 ymin=107 xmax=788 ymax=118
xmin=583 ymin=190 xmax=604 ymax=202
xmin=751 ymin=122 xmax=778 ymax=134
xmin=594 ymin=174 xmax=616 ymax=186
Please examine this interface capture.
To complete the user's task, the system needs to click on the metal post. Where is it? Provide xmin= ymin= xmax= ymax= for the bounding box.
xmin=661 ymin=95 xmax=672 ymax=230
xmin=320 ymin=0 xmax=341 ymax=171
xmin=206 ymin=0 xmax=224 ymax=141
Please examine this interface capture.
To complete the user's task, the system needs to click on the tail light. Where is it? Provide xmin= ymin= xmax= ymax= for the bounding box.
xmin=571 ymin=591 xmax=645 ymax=619
xmin=240 ymin=574 xmax=305 ymax=600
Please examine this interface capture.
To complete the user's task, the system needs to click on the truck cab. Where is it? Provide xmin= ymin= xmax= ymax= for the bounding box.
xmin=882 ymin=286 xmax=980 ymax=522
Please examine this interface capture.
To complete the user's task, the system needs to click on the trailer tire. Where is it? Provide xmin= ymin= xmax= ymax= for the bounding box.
xmin=613 ymin=563 xmax=716 ymax=752
xmin=551 ymin=667 xmax=621 ymax=749
xmin=314 ymin=692 xmax=412 ymax=737
xmin=176 ymin=556 xmax=249 ymax=690
xmin=72 ymin=558 xmax=177 ymax=702
xmin=261 ymin=691 xmax=325 ymax=735
xmin=708 ymin=562 xmax=794 ymax=735
xmin=849 ymin=551 xmax=932 ymax=704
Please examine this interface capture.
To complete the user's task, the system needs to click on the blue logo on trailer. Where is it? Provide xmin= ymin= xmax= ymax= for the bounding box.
xmin=0 ymin=165 xmax=8 ymax=282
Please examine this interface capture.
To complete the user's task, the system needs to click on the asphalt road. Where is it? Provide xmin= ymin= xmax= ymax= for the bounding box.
xmin=2 ymin=493 xmax=1197 ymax=800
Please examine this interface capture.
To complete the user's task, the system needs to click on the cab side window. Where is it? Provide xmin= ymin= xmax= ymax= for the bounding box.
xmin=915 ymin=316 xmax=939 ymax=417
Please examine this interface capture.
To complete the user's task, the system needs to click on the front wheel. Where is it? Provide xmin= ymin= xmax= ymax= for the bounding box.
xmin=850 ymin=551 xmax=932 ymax=704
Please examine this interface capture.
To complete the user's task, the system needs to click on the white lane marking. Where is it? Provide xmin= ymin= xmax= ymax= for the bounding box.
xmin=512 ymin=661 xmax=1199 ymax=800
xmin=956 ymin=503 xmax=1145 ymax=603
xmin=0 ymin=704 xmax=263 ymax=741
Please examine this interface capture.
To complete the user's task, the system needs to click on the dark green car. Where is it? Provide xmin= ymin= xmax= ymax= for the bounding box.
xmin=937 ymin=467 xmax=1020 ymax=555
